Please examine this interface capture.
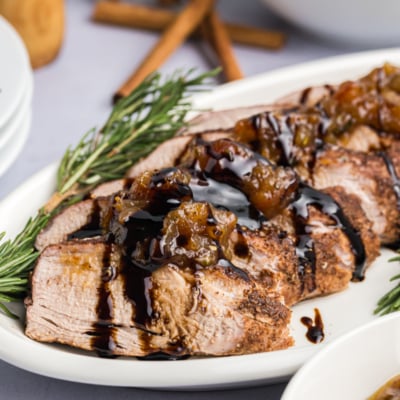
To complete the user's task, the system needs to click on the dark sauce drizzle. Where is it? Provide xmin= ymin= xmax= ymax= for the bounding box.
xmin=113 ymin=168 xmax=192 ymax=359
xmin=299 ymin=87 xmax=312 ymax=105
xmin=189 ymin=175 xmax=263 ymax=230
xmin=291 ymin=184 xmax=366 ymax=286
xmin=233 ymin=226 xmax=250 ymax=259
xmin=300 ymin=308 xmax=324 ymax=344
xmin=266 ymin=113 xmax=295 ymax=167
xmin=188 ymin=138 xmax=266 ymax=230
xmin=91 ymin=244 xmax=118 ymax=358
xmin=379 ymin=151 xmax=400 ymax=211
xmin=299 ymin=84 xmax=335 ymax=106
xmin=251 ymin=111 xmax=297 ymax=167
xmin=137 ymin=352 xmax=190 ymax=361
xmin=68 ymin=199 xmax=103 ymax=240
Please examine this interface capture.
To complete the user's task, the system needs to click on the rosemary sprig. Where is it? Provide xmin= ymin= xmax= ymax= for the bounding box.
xmin=0 ymin=69 xmax=215 ymax=317
xmin=0 ymin=212 xmax=51 ymax=318
xmin=374 ymin=254 xmax=400 ymax=315
xmin=56 ymin=69 xmax=212 ymax=197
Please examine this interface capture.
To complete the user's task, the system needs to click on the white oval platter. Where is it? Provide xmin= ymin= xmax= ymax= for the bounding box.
xmin=1 ymin=48 xmax=400 ymax=389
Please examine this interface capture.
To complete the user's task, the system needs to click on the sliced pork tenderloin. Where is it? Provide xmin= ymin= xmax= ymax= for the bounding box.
xmin=30 ymin=64 xmax=400 ymax=358
xmin=26 ymin=203 xmax=292 ymax=357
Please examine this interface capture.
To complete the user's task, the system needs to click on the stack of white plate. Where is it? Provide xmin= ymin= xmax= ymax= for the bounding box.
xmin=0 ymin=16 xmax=32 ymax=176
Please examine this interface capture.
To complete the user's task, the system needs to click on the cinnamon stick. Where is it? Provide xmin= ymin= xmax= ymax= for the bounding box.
xmin=157 ymin=0 xmax=181 ymax=6
xmin=92 ymin=1 xmax=286 ymax=50
xmin=203 ymin=9 xmax=243 ymax=82
xmin=94 ymin=2 xmax=172 ymax=31
xmin=114 ymin=0 xmax=214 ymax=101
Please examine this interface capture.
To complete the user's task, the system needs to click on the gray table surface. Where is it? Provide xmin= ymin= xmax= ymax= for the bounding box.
xmin=0 ymin=0 xmax=382 ymax=398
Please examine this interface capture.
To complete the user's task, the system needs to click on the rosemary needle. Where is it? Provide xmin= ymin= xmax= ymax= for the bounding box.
xmin=374 ymin=254 xmax=400 ymax=315
xmin=0 ymin=69 xmax=216 ymax=317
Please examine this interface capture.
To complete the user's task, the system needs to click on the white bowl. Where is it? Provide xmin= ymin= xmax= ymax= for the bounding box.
xmin=281 ymin=312 xmax=400 ymax=400
xmin=260 ymin=0 xmax=400 ymax=47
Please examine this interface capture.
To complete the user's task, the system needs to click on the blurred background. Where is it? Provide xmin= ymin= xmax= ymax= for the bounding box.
xmin=0 ymin=0 xmax=387 ymax=199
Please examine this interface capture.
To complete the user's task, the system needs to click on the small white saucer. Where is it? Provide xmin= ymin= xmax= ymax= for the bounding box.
xmin=0 ymin=72 xmax=33 ymax=151
xmin=0 ymin=108 xmax=31 ymax=177
xmin=282 ymin=312 xmax=400 ymax=400
xmin=0 ymin=16 xmax=31 ymax=130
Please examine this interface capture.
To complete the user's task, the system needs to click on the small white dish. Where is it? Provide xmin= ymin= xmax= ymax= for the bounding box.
xmin=281 ymin=312 xmax=400 ymax=400
xmin=260 ymin=0 xmax=400 ymax=47
xmin=0 ymin=108 xmax=31 ymax=177
xmin=0 ymin=71 xmax=33 ymax=150
xmin=0 ymin=16 xmax=31 ymax=129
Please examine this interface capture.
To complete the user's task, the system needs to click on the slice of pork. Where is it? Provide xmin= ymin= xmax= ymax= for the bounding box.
xmin=126 ymin=131 xmax=230 ymax=178
xmin=182 ymin=85 xmax=334 ymax=135
xmin=312 ymin=145 xmax=400 ymax=245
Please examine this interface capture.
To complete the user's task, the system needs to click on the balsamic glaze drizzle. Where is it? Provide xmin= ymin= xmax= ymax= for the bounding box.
xmin=292 ymin=184 xmax=366 ymax=283
xmin=92 ymin=244 xmax=118 ymax=357
xmin=250 ymin=110 xmax=298 ymax=167
xmin=379 ymin=151 xmax=400 ymax=211
xmin=67 ymin=200 xmax=103 ymax=240
xmin=190 ymin=176 xmax=263 ymax=230
xmin=300 ymin=308 xmax=324 ymax=344
xmin=188 ymin=139 xmax=266 ymax=229
xmin=266 ymin=113 xmax=295 ymax=167
xmin=137 ymin=352 xmax=190 ymax=361
xmin=116 ymin=169 xmax=192 ymax=329
xmin=299 ymin=87 xmax=312 ymax=105
xmin=250 ymin=98 xmax=339 ymax=174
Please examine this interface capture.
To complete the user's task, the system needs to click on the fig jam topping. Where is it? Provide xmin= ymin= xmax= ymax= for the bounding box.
xmin=71 ymin=139 xmax=366 ymax=358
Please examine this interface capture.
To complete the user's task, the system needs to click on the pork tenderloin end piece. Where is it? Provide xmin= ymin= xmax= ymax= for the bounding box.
xmin=25 ymin=241 xmax=293 ymax=357
xmin=25 ymin=241 xmax=145 ymax=354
